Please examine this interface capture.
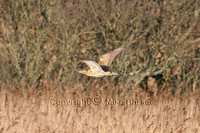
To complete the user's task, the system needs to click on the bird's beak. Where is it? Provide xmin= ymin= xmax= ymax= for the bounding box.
xmin=77 ymin=70 xmax=85 ymax=74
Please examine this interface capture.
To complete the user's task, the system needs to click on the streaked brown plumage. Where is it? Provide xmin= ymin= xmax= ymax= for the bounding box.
xmin=78 ymin=47 xmax=125 ymax=77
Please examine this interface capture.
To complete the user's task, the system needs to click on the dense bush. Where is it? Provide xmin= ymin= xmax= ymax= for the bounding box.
xmin=0 ymin=0 xmax=199 ymax=91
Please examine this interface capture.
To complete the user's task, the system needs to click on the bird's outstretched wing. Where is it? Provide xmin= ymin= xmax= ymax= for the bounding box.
xmin=99 ymin=47 xmax=125 ymax=66
xmin=81 ymin=60 xmax=104 ymax=73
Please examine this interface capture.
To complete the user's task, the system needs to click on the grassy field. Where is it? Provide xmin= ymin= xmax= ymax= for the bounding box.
xmin=0 ymin=83 xmax=200 ymax=133
xmin=0 ymin=0 xmax=200 ymax=132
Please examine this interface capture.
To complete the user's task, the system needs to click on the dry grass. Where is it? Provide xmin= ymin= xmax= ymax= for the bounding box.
xmin=0 ymin=83 xmax=200 ymax=133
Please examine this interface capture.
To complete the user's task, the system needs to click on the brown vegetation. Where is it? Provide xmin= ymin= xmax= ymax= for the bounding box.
xmin=0 ymin=83 xmax=200 ymax=133
xmin=0 ymin=0 xmax=199 ymax=91
xmin=0 ymin=0 xmax=200 ymax=132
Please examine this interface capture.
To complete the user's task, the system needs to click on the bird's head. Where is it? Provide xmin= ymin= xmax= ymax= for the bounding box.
xmin=78 ymin=70 xmax=89 ymax=75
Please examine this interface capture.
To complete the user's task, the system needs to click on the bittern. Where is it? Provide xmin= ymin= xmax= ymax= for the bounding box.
xmin=78 ymin=47 xmax=125 ymax=77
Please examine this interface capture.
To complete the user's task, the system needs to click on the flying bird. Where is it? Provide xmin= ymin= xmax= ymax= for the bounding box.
xmin=78 ymin=47 xmax=125 ymax=77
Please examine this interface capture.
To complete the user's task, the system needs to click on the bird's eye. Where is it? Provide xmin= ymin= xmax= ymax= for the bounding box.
xmin=77 ymin=63 xmax=89 ymax=70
